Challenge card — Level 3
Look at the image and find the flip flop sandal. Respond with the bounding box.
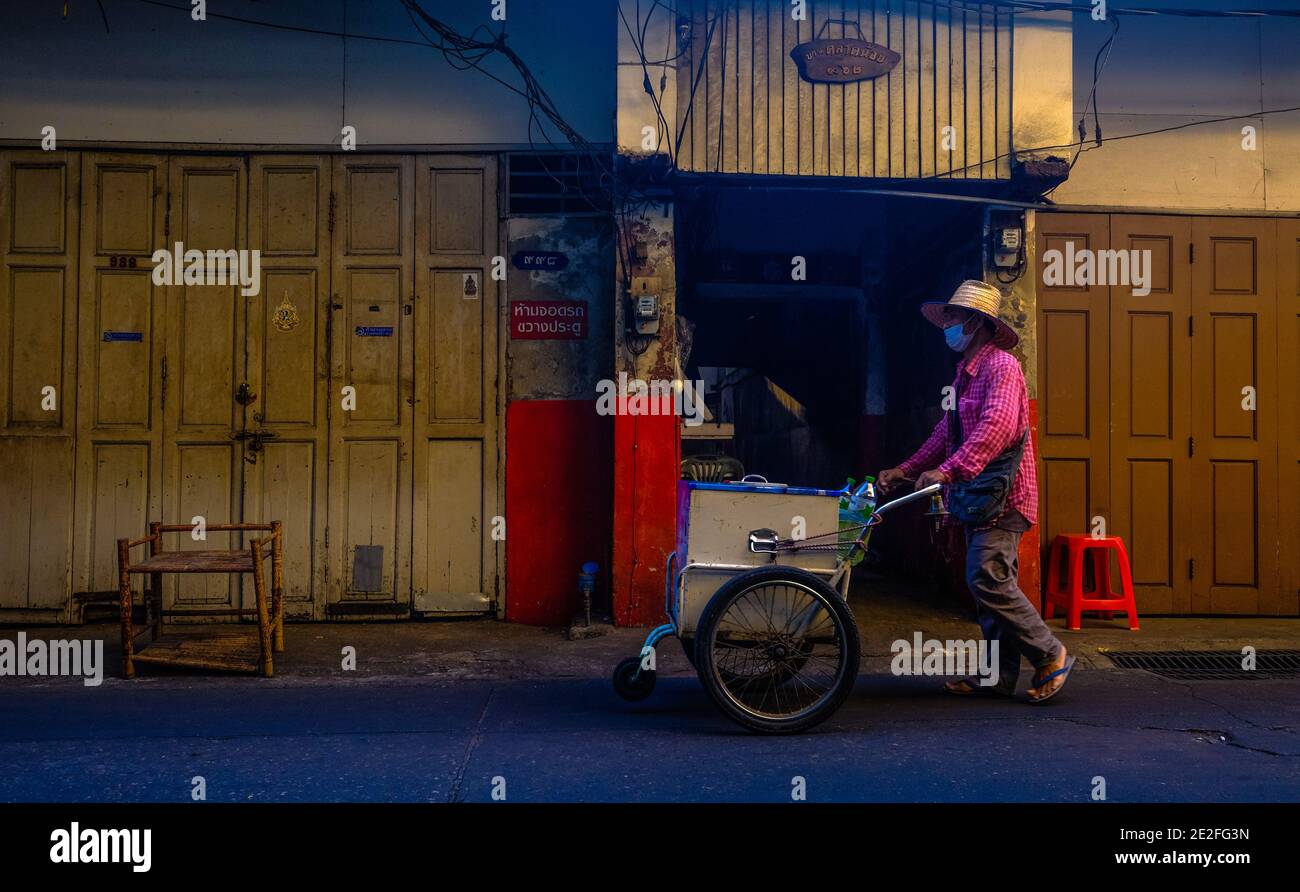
[944,677,1015,697]
[1029,656,1077,704]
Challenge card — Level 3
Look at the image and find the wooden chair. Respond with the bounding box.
[118,521,284,678]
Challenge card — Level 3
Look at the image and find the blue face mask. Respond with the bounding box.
[944,323,974,352]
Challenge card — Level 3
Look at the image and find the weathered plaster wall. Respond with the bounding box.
[506,217,615,400]
[998,213,1039,400]
[1012,11,1075,158]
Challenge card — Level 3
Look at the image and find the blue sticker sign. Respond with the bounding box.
[512,251,569,271]
[102,331,143,342]
[355,326,393,337]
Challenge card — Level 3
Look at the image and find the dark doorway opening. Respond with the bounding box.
[674,182,987,596]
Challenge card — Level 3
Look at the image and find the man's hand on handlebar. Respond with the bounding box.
[915,469,951,491]
[877,468,906,492]
[879,467,950,494]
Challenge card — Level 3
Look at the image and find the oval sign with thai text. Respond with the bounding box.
[790,38,900,83]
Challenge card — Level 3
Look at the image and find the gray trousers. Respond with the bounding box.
[964,525,1063,689]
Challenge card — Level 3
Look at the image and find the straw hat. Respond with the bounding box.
[920,279,1018,349]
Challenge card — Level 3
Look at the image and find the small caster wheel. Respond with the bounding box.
[612,657,656,701]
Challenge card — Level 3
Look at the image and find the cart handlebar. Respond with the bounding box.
[872,482,942,517]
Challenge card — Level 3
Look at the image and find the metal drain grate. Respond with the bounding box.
[1104,649,1300,681]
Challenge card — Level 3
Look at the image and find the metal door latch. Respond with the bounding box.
[230,428,278,463]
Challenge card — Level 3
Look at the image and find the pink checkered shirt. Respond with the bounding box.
[897,342,1037,527]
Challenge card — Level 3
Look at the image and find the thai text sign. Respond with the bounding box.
[512,251,570,271]
[790,38,899,83]
[511,300,587,340]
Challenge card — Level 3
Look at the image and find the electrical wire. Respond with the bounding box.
[120,1,614,202]
[1079,16,1120,160]
[914,0,1300,15]
[396,0,627,251]
[124,0,436,46]
[620,0,676,166]
[391,1,658,291]
[925,101,1300,183]
[398,1,604,154]
[1035,13,1120,200]
[64,0,113,33]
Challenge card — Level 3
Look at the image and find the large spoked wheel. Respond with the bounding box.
[684,634,809,682]
[695,566,860,734]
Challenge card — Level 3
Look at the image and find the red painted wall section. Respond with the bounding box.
[505,400,613,626]
[611,411,680,626]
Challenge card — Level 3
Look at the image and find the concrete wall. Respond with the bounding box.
[506,218,615,401]
[1013,11,1075,156]
[1052,3,1300,211]
[0,0,614,148]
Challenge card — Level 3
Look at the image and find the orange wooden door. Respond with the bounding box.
[1189,218,1280,614]
[1273,220,1300,615]
[1108,215,1193,614]
[1034,213,1111,587]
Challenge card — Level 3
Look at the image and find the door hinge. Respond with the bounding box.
[1188,242,1194,264]
[160,355,168,410]
[1189,315,1193,337]
[327,190,336,234]
[1189,557,1195,579]
[1188,436,1194,457]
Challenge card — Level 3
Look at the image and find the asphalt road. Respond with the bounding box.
[3,666,1299,803]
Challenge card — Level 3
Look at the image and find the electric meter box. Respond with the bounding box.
[674,479,842,636]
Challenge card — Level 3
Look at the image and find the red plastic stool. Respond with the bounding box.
[1043,534,1140,631]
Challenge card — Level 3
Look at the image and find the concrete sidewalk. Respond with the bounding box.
[5,573,1298,684]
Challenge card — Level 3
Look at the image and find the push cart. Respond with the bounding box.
[612,476,943,734]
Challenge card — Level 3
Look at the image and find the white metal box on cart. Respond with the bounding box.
[674,479,845,637]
